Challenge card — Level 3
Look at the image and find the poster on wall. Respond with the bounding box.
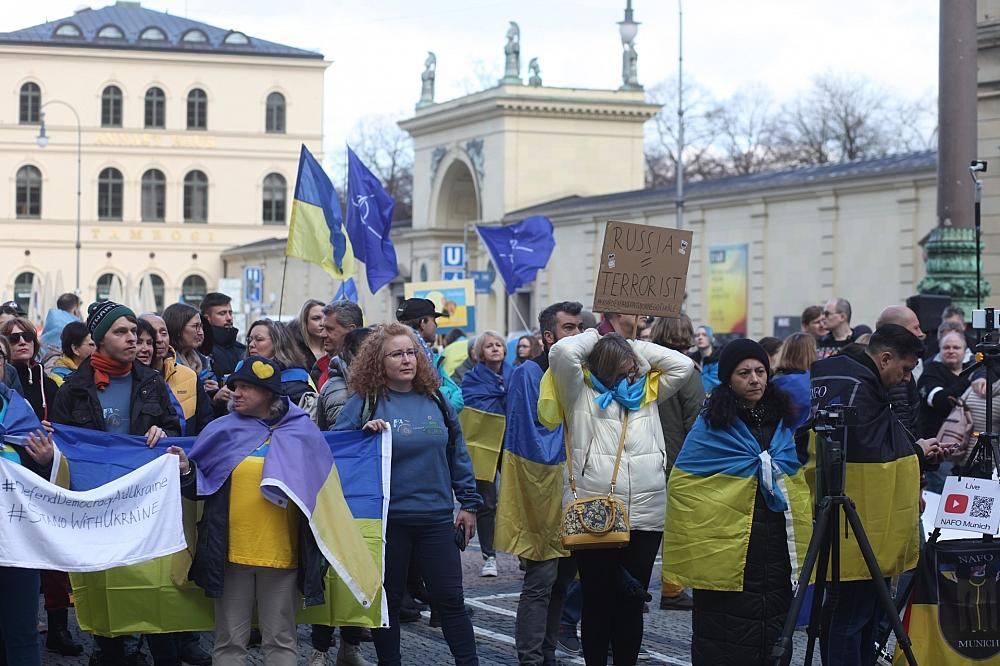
[706,244,748,336]
[404,279,476,333]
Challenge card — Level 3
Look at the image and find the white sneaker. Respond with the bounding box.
[481,555,498,577]
[336,641,374,666]
[309,648,329,666]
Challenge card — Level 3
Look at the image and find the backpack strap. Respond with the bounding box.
[429,389,457,456]
[361,393,379,425]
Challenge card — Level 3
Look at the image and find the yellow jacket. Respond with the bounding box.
[163,349,198,420]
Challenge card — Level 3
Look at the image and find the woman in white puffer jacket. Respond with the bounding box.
[548,328,693,665]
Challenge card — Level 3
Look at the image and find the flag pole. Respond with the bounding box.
[278,253,289,320]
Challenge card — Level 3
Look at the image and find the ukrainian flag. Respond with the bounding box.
[663,416,813,591]
[494,360,568,561]
[287,144,356,280]
[459,363,512,482]
[51,424,387,636]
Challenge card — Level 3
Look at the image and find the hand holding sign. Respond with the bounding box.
[592,221,693,319]
[24,429,54,466]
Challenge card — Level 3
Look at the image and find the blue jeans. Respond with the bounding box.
[822,579,886,666]
[0,567,41,666]
[374,521,478,666]
[561,581,582,627]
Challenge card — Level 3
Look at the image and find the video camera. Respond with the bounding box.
[813,405,857,432]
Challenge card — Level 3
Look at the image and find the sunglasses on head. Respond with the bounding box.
[7,331,34,344]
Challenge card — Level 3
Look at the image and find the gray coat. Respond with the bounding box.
[316,356,350,430]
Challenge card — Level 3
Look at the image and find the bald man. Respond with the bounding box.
[875,305,926,342]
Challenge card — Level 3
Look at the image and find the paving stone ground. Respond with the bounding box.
[40,544,820,665]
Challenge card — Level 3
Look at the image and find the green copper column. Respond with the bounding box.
[918,227,989,312]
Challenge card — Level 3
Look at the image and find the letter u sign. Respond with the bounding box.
[441,244,466,268]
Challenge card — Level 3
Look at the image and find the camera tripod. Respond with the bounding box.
[770,407,918,666]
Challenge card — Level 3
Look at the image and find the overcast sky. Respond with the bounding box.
[7,1,939,164]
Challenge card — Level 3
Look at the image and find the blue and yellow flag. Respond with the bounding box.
[495,359,568,561]
[287,144,356,280]
[51,424,388,636]
[459,362,512,482]
[663,416,812,592]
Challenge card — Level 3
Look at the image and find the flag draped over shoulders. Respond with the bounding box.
[191,401,381,608]
[495,359,568,561]
[459,362,512,481]
[51,415,388,636]
[663,415,812,592]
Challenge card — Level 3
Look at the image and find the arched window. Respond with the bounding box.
[97,25,124,39]
[186,88,207,130]
[181,275,207,307]
[139,26,166,41]
[183,170,208,222]
[13,272,35,315]
[265,92,285,133]
[19,82,40,124]
[181,29,208,43]
[95,273,115,302]
[262,173,287,224]
[97,167,123,220]
[223,31,250,45]
[54,23,82,37]
[15,165,42,218]
[144,87,165,128]
[141,169,166,222]
[101,85,123,127]
[139,274,165,311]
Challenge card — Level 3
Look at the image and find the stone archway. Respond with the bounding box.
[433,159,480,231]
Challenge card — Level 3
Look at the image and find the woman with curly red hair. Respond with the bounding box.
[335,323,482,666]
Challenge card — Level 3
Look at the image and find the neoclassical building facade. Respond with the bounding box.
[0,1,327,317]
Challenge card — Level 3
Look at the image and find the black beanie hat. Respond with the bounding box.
[717,338,771,386]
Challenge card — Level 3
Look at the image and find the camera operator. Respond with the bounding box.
[810,324,941,666]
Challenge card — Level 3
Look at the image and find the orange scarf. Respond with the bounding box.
[90,352,132,390]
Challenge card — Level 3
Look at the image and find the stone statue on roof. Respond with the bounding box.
[621,42,641,90]
[418,51,436,107]
[528,57,541,86]
[500,21,522,84]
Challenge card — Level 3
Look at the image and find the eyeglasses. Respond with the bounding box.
[7,331,34,344]
[384,349,418,361]
[185,321,204,331]
[822,311,840,318]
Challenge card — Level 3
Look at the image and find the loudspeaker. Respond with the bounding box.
[906,294,951,334]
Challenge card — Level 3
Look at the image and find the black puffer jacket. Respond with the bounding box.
[49,357,180,436]
[691,407,793,666]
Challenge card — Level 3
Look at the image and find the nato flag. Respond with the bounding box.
[333,277,359,304]
[476,216,556,294]
[345,148,398,294]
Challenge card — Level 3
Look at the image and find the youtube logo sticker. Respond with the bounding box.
[944,494,969,514]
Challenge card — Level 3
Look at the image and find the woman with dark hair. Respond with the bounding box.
[50,320,95,387]
[514,335,542,366]
[1,318,58,422]
[771,332,817,431]
[246,319,316,408]
[1,316,82,656]
[297,298,327,371]
[134,317,157,368]
[548,328,693,665]
[141,313,215,437]
[163,303,219,394]
[663,340,812,666]
[335,322,482,666]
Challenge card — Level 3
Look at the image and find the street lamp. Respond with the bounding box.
[618,0,639,45]
[35,101,82,295]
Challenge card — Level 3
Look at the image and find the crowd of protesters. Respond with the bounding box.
[0,287,986,666]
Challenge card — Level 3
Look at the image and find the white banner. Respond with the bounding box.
[934,475,1000,535]
[0,454,185,572]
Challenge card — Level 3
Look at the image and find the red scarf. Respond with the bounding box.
[90,352,132,390]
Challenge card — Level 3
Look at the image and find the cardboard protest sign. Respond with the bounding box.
[592,221,693,318]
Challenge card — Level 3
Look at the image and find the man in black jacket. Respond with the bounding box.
[50,301,195,666]
[200,292,245,379]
